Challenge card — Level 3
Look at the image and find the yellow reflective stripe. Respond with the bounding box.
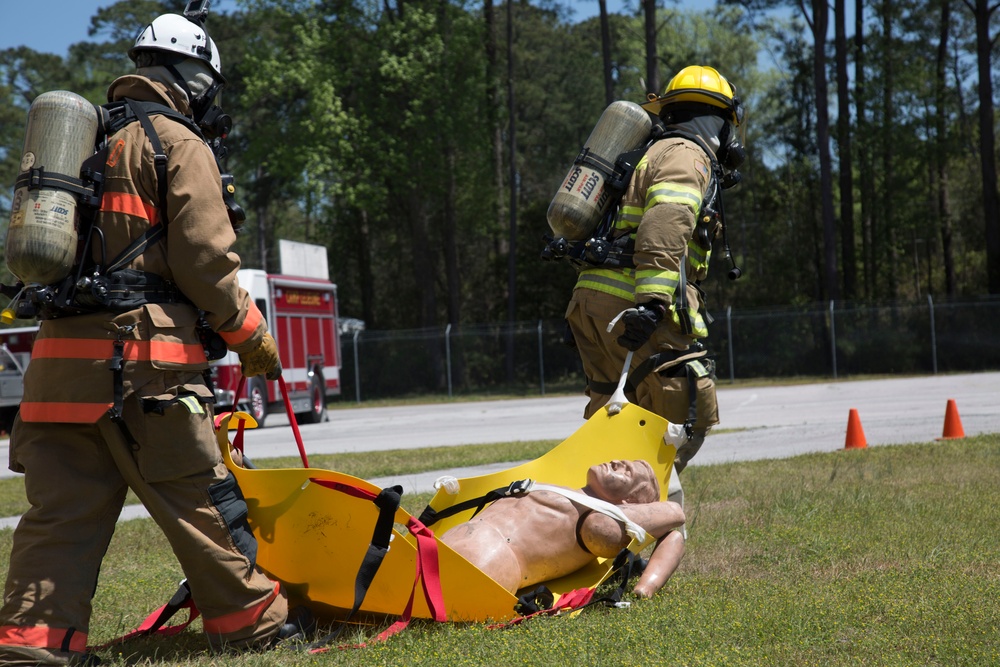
[614,205,643,230]
[645,181,702,213]
[576,268,635,300]
[179,395,204,414]
[688,241,711,271]
[635,268,680,295]
[669,305,708,337]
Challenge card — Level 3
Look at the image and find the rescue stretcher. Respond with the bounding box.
[216,375,676,624]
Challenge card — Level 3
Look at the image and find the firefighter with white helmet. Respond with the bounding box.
[564,65,747,477]
[128,11,226,127]
[0,6,308,665]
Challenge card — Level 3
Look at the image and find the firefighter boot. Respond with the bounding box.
[0,645,102,666]
[273,606,316,645]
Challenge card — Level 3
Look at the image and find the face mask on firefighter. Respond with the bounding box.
[717,122,745,171]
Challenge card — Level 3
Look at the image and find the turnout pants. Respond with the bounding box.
[565,287,720,466]
[0,391,287,662]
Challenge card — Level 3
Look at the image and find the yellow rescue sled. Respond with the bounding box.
[217,398,673,623]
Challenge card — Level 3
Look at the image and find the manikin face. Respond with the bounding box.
[586,459,657,504]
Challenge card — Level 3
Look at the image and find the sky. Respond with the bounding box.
[0,0,235,56]
[0,1,638,57]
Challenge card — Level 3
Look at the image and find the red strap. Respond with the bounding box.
[308,510,448,653]
[366,516,446,642]
[486,587,596,630]
[307,478,378,502]
[407,517,447,622]
[278,376,309,467]
[217,375,309,468]
[90,587,200,650]
[554,587,595,609]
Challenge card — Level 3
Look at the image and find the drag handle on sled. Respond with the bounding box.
[606,350,633,415]
[231,374,310,468]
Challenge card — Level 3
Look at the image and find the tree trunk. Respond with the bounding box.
[255,164,269,272]
[485,0,505,241]
[643,0,659,95]
[600,0,614,106]
[970,0,1000,293]
[882,1,897,299]
[855,0,874,300]
[505,0,518,382]
[358,209,376,328]
[835,0,855,299]
[937,0,956,297]
[408,196,438,329]
[804,0,839,300]
[438,0,461,329]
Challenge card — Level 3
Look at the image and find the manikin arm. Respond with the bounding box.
[578,500,685,557]
[578,500,686,597]
[633,530,685,598]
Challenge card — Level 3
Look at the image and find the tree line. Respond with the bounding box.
[1,0,998,335]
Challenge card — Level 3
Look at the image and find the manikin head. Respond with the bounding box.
[585,459,659,505]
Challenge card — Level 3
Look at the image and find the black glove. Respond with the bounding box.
[616,302,666,351]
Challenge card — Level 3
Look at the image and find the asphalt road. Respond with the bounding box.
[237,371,1000,467]
[0,372,997,483]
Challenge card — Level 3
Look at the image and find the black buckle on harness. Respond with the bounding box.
[108,325,139,447]
[514,586,554,615]
[416,478,533,528]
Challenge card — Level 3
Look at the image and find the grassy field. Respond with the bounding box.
[0,435,997,666]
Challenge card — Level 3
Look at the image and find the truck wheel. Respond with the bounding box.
[296,374,327,425]
[247,377,268,427]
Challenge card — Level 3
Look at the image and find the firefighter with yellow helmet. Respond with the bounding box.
[564,65,746,476]
[0,6,311,665]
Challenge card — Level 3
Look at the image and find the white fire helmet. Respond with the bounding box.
[129,13,225,85]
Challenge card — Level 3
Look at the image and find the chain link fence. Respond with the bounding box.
[334,296,1000,403]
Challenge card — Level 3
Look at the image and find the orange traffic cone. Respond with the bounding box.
[937,399,966,440]
[844,408,868,450]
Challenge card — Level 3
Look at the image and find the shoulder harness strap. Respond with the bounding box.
[100,100,205,274]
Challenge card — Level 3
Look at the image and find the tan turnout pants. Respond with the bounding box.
[0,390,287,661]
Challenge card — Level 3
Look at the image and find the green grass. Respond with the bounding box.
[0,436,998,665]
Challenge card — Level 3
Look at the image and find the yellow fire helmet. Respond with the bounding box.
[642,65,744,126]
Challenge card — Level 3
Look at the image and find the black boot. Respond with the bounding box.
[275,605,316,644]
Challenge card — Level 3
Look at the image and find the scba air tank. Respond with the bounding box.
[6,90,98,285]
[546,100,652,241]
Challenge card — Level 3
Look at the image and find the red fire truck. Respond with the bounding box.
[211,268,342,426]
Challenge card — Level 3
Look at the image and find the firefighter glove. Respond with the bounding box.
[617,302,666,351]
[240,332,282,380]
